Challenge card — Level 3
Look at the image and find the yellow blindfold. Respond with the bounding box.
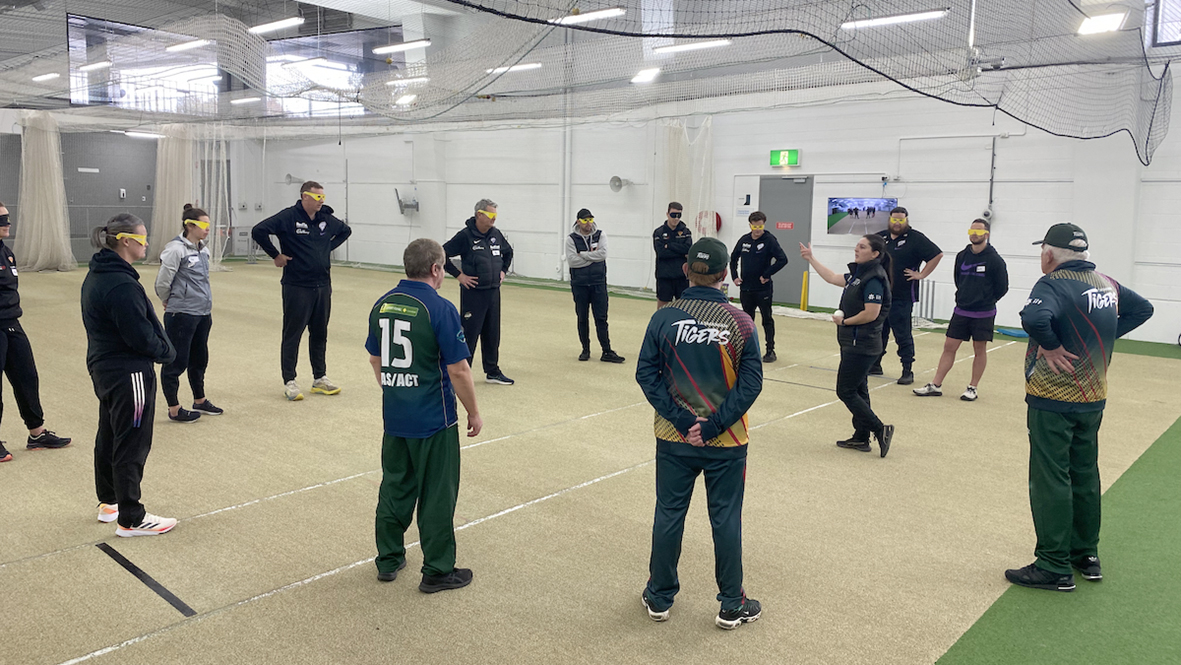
[116,233,148,246]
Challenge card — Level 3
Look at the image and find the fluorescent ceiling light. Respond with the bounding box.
[230,96,262,105]
[631,67,660,84]
[486,63,542,74]
[249,17,305,35]
[190,75,222,85]
[549,7,626,25]
[1078,12,1126,35]
[283,57,326,68]
[267,54,307,63]
[112,130,164,139]
[79,60,113,72]
[372,39,431,55]
[395,94,417,105]
[32,72,60,82]
[165,39,210,53]
[840,9,949,30]
[652,39,732,55]
[387,77,430,86]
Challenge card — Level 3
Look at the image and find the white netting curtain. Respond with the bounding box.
[16,111,75,272]
[193,125,232,272]
[147,124,193,263]
[662,117,717,240]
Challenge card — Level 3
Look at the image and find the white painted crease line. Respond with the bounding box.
[462,401,646,449]
[53,459,654,665]
[187,470,379,520]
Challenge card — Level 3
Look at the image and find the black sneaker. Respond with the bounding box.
[419,567,473,593]
[0,441,11,463]
[26,430,72,450]
[641,589,670,622]
[485,373,515,385]
[168,408,202,423]
[868,362,884,376]
[716,596,762,630]
[377,559,408,582]
[1073,556,1102,581]
[601,351,626,364]
[836,438,871,452]
[897,370,915,386]
[578,349,591,362]
[762,350,777,363]
[191,400,224,416]
[1005,563,1075,591]
[876,424,894,458]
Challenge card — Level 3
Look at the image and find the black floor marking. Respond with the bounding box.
[96,543,197,617]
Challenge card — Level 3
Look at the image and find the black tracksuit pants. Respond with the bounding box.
[739,289,775,352]
[460,287,501,376]
[281,284,331,383]
[836,348,884,440]
[572,284,611,353]
[880,297,915,369]
[91,366,156,528]
[161,313,212,407]
[0,320,45,431]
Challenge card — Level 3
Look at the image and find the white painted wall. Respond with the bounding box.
[241,86,1181,344]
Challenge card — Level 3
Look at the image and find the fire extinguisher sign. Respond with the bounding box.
[776,222,794,230]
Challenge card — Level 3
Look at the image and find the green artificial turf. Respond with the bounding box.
[937,415,1181,665]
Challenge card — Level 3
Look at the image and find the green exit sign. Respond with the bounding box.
[770,149,800,167]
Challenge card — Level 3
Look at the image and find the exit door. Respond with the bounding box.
[758,176,813,306]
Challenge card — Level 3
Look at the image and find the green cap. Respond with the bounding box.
[1033,223,1088,251]
[687,237,728,274]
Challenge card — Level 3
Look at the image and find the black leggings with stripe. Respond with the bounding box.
[91,366,156,528]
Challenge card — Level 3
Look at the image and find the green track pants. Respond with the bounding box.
[375,426,460,577]
[1027,407,1104,575]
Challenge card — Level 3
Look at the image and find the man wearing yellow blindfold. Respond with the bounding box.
[252,181,353,401]
[912,218,1009,402]
[564,208,625,363]
[728,211,788,363]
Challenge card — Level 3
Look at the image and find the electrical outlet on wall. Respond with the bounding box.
[119,188,126,200]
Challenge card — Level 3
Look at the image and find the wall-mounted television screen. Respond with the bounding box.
[827,197,899,235]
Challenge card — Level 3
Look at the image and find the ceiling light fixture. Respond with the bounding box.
[79,60,113,72]
[1078,12,1127,35]
[630,67,661,84]
[372,39,431,55]
[395,94,417,105]
[486,63,542,74]
[549,7,626,25]
[111,130,164,139]
[32,73,60,82]
[230,96,263,105]
[166,39,210,53]
[840,8,949,30]
[249,17,305,35]
[387,77,430,86]
[283,57,326,69]
[652,39,732,55]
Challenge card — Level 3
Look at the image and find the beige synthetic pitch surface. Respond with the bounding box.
[1,263,1177,665]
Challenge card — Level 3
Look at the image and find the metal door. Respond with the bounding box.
[757,176,813,306]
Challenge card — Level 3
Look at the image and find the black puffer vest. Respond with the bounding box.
[569,230,606,286]
[837,258,892,355]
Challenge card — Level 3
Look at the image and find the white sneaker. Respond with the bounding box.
[311,376,341,395]
[913,383,943,397]
[97,503,119,523]
[961,386,978,401]
[285,380,304,401]
[116,513,177,537]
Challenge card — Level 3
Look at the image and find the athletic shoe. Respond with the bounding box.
[486,373,515,385]
[419,567,473,593]
[191,400,224,415]
[716,596,762,630]
[913,383,942,397]
[116,513,178,537]
[285,380,304,401]
[0,441,10,463]
[877,424,894,458]
[168,408,201,423]
[836,438,871,452]
[97,503,119,523]
[897,370,915,386]
[601,351,626,364]
[27,430,72,449]
[868,362,884,376]
[1073,556,1102,581]
[763,350,777,363]
[641,589,670,622]
[311,376,341,395]
[578,349,591,362]
[960,386,978,402]
[1004,563,1075,592]
[377,560,408,582]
